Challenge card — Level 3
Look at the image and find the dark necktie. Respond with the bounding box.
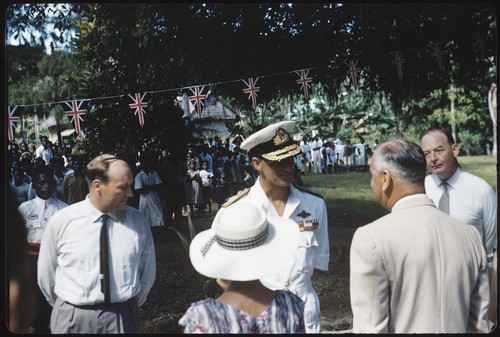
[438,181,450,214]
[100,214,111,304]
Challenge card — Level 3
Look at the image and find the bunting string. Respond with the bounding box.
[7,31,492,137]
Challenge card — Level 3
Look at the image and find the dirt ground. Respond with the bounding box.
[139,212,356,334]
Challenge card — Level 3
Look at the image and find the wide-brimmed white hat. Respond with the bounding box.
[189,203,299,281]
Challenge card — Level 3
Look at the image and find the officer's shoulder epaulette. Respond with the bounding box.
[294,184,324,199]
[221,188,250,208]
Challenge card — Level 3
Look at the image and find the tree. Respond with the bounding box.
[7,46,77,143]
[6,3,496,153]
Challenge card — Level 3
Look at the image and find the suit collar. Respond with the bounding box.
[392,194,436,212]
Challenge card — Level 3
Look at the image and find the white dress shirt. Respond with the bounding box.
[425,168,497,268]
[18,196,68,243]
[35,145,53,165]
[37,196,156,307]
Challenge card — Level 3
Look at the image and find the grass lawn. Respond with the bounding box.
[302,155,497,228]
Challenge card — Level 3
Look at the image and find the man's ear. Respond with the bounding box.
[92,179,103,192]
[251,157,262,171]
[451,143,460,158]
[381,170,393,194]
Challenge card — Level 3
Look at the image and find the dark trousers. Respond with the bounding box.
[28,254,52,333]
[164,183,185,227]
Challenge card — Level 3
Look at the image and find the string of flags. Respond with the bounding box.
[7,33,491,143]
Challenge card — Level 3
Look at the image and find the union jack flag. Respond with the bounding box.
[8,105,23,143]
[128,92,150,128]
[295,69,313,99]
[472,33,485,59]
[429,42,445,71]
[188,86,208,117]
[62,100,89,135]
[391,51,405,84]
[242,77,260,110]
[345,60,361,91]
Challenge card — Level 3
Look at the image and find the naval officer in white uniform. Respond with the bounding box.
[216,121,330,333]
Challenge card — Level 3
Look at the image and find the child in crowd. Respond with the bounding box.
[198,160,214,214]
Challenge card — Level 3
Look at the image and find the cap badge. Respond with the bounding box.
[273,129,290,146]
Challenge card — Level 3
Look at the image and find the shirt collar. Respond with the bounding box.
[83,196,120,223]
[430,167,461,190]
[444,167,461,189]
[34,196,54,207]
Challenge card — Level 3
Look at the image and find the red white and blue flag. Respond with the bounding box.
[242,77,260,110]
[62,100,89,135]
[295,69,313,99]
[391,51,405,84]
[8,105,23,143]
[128,92,150,128]
[188,86,208,117]
[346,60,361,91]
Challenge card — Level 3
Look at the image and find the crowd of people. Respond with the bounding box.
[6,124,496,334]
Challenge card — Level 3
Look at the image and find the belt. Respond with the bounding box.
[27,242,41,256]
[69,297,137,310]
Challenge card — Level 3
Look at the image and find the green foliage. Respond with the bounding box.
[457,130,483,156]
[167,214,219,299]
[6,4,496,151]
[167,214,197,255]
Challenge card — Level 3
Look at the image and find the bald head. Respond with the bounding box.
[86,154,134,212]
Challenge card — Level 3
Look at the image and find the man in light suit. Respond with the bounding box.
[349,139,491,333]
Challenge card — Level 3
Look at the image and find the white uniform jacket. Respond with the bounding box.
[219,176,330,333]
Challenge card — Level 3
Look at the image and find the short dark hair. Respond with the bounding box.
[32,163,55,184]
[420,128,455,144]
[374,139,426,185]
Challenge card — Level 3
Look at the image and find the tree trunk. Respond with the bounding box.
[488,83,497,157]
[450,90,456,143]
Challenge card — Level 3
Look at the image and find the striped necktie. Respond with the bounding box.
[438,181,450,214]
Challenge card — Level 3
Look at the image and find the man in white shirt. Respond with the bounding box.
[37,154,156,333]
[18,164,68,332]
[420,129,497,326]
[300,136,312,173]
[310,135,323,173]
[35,135,53,165]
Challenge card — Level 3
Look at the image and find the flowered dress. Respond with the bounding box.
[178,290,305,333]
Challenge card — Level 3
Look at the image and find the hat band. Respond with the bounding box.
[200,226,269,257]
[261,144,301,161]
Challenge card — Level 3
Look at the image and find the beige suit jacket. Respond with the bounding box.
[350,195,491,333]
